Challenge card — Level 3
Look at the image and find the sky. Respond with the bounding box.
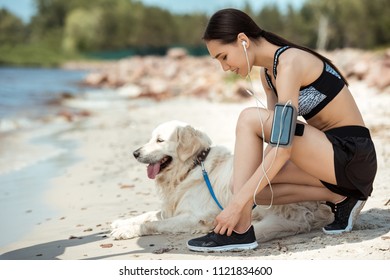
[0,0,305,23]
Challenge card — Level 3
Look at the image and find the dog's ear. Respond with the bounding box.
[176,125,211,162]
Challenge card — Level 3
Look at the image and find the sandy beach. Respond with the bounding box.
[0,75,389,261]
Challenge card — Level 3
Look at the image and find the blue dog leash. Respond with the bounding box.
[193,148,224,210]
[200,161,224,210]
[196,148,256,211]
[200,162,256,211]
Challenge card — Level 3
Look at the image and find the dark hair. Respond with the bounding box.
[203,8,348,85]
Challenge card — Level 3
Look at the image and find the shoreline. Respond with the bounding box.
[0,122,81,247]
[0,81,389,260]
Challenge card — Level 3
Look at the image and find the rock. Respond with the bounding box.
[366,49,390,90]
[117,84,143,98]
[352,61,370,80]
[167,47,187,59]
[84,72,108,87]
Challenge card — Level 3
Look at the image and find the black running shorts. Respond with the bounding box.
[320,126,377,200]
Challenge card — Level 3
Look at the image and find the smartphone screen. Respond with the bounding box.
[269,103,296,147]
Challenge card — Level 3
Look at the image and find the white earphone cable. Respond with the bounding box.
[242,42,274,209]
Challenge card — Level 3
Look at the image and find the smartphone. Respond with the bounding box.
[269,103,297,147]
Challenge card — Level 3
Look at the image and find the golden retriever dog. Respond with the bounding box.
[111,120,333,243]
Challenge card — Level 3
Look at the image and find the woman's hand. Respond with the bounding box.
[213,198,245,236]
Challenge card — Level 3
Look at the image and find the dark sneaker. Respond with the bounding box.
[187,225,258,252]
[322,197,366,235]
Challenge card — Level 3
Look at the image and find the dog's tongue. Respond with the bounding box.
[147,163,161,179]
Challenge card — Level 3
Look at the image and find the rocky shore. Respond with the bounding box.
[63,48,390,103]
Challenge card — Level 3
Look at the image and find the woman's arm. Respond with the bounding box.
[274,50,303,107]
[259,67,277,110]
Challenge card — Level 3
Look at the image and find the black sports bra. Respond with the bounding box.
[264,46,345,120]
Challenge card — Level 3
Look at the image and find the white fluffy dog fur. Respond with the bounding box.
[111,120,333,243]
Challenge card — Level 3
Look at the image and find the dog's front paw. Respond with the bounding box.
[111,224,141,240]
[111,219,132,229]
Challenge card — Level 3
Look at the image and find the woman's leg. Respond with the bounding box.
[232,107,343,232]
[255,161,344,205]
[231,107,267,232]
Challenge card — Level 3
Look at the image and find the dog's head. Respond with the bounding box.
[133,120,212,180]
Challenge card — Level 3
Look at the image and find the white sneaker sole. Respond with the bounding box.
[187,241,258,252]
[322,200,366,235]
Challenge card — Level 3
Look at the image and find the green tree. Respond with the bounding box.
[174,13,208,46]
[62,8,104,53]
[0,9,26,45]
[132,6,176,47]
[365,0,390,48]
[255,4,285,33]
[306,0,390,49]
[284,5,318,48]
[29,0,69,44]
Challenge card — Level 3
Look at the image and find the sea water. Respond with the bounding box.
[0,67,90,119]
[0,67,89,248]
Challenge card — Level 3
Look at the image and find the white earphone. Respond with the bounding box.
[242,41,247,48]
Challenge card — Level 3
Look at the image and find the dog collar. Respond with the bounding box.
[193,147,211,168]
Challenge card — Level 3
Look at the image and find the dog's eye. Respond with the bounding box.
[156,138,164,143]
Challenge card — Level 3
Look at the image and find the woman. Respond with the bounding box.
[187,8,377,252]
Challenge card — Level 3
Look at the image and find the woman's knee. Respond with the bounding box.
[237,108,256,125]
[236,108,262,129]
[236,107,269,136]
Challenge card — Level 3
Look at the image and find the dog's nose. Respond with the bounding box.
[133,149,140,159]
